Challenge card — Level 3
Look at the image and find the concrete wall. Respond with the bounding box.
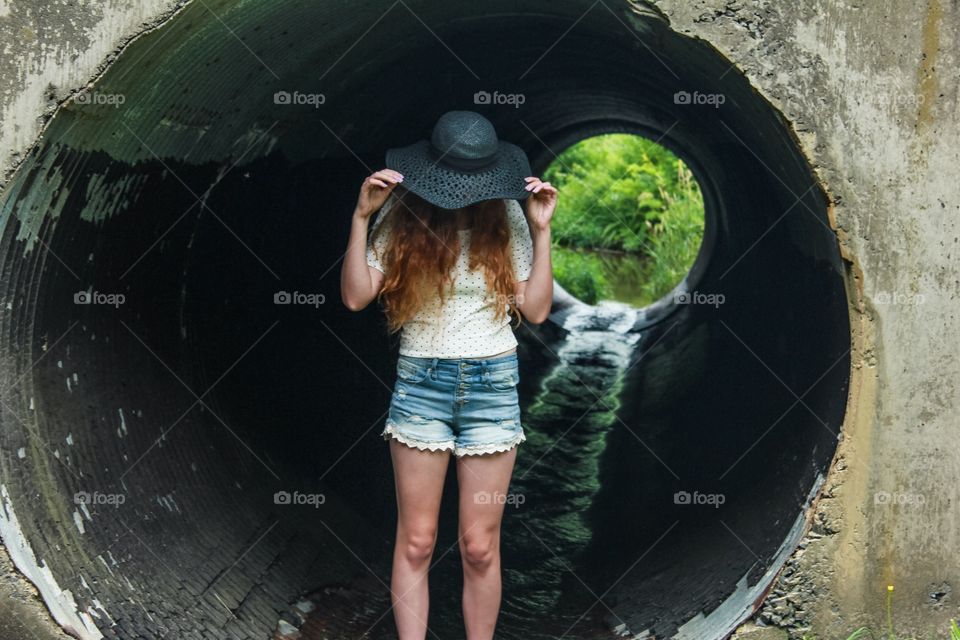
[0,0,187,188]
[1,0,958,638]
[650,0,960,635]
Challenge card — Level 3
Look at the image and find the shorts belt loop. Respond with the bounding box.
[430,357,439,380]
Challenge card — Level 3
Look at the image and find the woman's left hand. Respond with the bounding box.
[523,177,557,234]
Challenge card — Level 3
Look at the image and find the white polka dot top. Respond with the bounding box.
[366,193,535,358]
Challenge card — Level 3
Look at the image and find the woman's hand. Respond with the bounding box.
[354,169,404,219]
[523,177,558,234]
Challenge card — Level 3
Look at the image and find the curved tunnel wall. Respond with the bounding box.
[0,2,851,639]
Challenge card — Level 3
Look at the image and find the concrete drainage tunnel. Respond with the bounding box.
[0,3,852,640]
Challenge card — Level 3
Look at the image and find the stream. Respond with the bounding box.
[282,299,645,640]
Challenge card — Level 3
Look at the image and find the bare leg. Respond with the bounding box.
[456,447,518,640]
[388,439,451,639]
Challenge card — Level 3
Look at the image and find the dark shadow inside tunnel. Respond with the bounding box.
[0,2,850,640]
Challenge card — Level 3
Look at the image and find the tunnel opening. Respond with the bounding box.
[541,131,708,309]
[0,2,851,640]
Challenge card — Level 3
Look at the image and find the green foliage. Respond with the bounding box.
[551,247,612,305]
[543,133,705,305]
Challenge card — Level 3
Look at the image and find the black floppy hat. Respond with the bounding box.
[385,110,532,210]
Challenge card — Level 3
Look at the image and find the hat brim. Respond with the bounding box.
[385,139,532,210]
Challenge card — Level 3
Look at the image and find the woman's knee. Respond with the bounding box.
[398,526,438,565]
[460,532,498,569]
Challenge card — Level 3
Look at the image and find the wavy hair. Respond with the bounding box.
[370,186,523,335]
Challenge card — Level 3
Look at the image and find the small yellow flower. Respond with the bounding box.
[887,584,894,592]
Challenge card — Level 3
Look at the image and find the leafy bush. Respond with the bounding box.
[543,133,705,305]
[551,247,612,305]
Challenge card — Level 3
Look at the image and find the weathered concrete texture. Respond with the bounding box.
[0,0,955,639]
[0,0,190,189]
[0,0,856,635]
[652,0,960,637]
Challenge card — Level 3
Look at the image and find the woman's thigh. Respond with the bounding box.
[455,448,518,539]
[390,439,451,534]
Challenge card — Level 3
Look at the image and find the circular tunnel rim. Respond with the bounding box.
[529,117,719,328]
[0,3,852,640]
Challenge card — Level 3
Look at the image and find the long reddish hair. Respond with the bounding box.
[370,186,523,334]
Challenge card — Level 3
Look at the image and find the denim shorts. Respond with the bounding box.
[381,352,526,456]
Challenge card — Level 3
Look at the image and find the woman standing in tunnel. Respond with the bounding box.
[341,110,556,639]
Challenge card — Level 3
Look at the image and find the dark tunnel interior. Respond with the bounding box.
[0,2,851,639]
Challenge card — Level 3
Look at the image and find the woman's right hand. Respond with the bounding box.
[354,169,404,220]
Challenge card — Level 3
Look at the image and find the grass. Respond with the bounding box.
[542,133,705,306]
[801,622,960,640]
[550,247,612,306]
[797,585,960,640]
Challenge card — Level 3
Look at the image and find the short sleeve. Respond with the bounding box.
[507,199,534,281]
[366,194,397,274]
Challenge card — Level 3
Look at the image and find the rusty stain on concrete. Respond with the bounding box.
[916,0,942,135]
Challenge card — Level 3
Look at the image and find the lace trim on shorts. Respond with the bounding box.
[381,423,526,456]
[381,423,455,453]
[454,429,526,457]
